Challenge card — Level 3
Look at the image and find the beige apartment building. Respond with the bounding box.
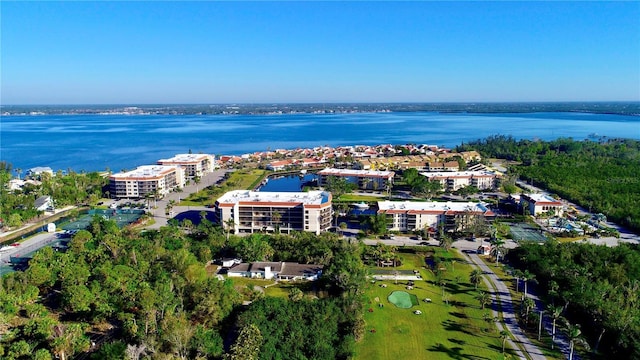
[215,190,333,235]
[157,153,215,177]
[420,170,501,191]
[109,165,185,199]
[377,200,495,232]
[318,168,395,190]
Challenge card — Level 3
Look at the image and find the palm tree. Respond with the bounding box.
[521,297,535,324]
[470,269,483,290]
[438,227,453,251]
[564,321,590,360]
[521,270,536,299]
[224,218,236,241]
[271,210,282,233]
[546,305,563,350]
[385,179,393,200]
[477,291,492,310]
[500,330,510,354]
[16,168,22,180]
[490,238,505,265]
[442,291,451,306]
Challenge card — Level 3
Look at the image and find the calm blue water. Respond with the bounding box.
[258,174,317,192]
[1,112,638,173]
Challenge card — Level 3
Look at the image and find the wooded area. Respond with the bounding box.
[457,136,640,232]
[507,241,640,358]
[0,216,366,359]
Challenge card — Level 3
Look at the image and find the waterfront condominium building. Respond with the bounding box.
[109,165,185,199]
[519,193,564,217]
[420,170,501,192]
[157,153,215,177]
[215,190,333,235]
[377,200,495,232]
[317,168,395,190]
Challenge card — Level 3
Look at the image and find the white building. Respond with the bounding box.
[215,190,332,235]
[420,170,501,191]
[377,200,495,232]
[318,168,395,190]
[34,196,54,212]
[109,165,185,199]
[157,153,215,177]
[520,194,564,217]
[226,262,323,281]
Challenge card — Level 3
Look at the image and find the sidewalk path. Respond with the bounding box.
[461,251,547,360]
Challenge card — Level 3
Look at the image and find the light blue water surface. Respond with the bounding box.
[1,112,638,172]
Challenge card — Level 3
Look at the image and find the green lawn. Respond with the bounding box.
[355,250,517,360]
[180,169,267,206]
[336,194,383,202]
[226,276,318,300]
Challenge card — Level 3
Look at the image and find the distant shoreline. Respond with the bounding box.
[2,101,639,116]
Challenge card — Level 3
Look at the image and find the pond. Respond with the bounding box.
[257,173,317,192]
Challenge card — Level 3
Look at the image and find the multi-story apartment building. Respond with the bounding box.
[420,170,501,191]
[109,165,185,199]
[377,200,495,232]
[157,153,215,177]
[215,190,333,235]
[317,168,395,190]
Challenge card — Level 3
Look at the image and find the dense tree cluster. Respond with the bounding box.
[457,136,640,232]
[402,168,442,199]
[507,241,640,358]
[0,215,365,359]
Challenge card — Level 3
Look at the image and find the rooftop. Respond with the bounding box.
[111,165,180,179]
[217,190,331,205]
[420,170,499,178]
[523,193,562,204]
[377,200,492,214]
[158,153,211,163]
[318,168,395,177]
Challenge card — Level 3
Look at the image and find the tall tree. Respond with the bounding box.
[477,291,492,310]
[546,305,563,350]
[225,323,263,360]
[470,269,483,290]
[564,322,590,360]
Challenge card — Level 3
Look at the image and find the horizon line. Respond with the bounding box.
[3,100,640,107]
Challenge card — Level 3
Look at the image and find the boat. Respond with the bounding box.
[354,202,369,210]
[300,169,307,175]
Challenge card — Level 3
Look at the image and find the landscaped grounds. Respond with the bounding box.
[355,248,517,360]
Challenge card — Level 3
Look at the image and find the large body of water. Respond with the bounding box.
[2,112,639,173]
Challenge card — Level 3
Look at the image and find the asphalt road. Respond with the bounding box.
[465,251,548,360]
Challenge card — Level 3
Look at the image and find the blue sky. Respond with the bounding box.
[2,1,639,104]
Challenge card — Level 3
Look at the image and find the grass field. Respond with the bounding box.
[355,249,517,360]
[181,169,267,206]
[336,194,383,202]
[226,276,321,300]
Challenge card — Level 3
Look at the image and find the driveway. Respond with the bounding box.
[145,169,229,229]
